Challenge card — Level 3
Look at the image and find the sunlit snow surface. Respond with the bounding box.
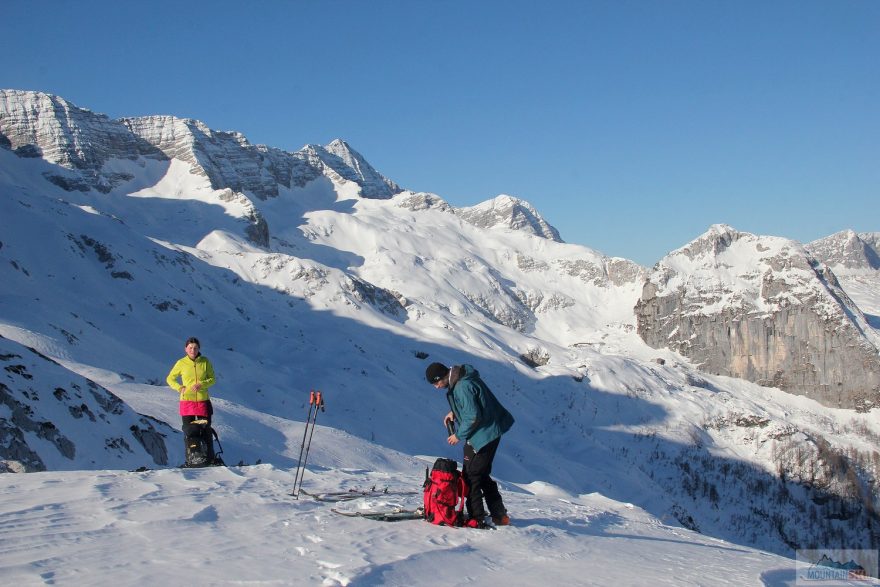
[0,460,800,586]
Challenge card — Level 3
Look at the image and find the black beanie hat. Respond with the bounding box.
[425,362,449,383]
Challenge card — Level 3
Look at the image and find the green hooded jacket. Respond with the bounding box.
[446,364,514,452]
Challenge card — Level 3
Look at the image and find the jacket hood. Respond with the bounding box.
[448,364,478,389]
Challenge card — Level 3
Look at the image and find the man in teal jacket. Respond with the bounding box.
[426,362,515,528]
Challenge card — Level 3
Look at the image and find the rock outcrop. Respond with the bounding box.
[121,115,307,201]
[0,90,404,249]
[0,335,174,471]
[807,230,880,271]
[315,139,401,199]
[635,225,880,410]
[0,89,166,193]
[457,195,563,242]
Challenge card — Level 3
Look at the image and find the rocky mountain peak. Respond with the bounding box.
[636,225,880,410]
[807,230,880,271]
[457,194,563,242]
[668,224,745,261]
[303,139,401,199]
[324,138,358,162]
[121,114,305,202]
[392,191,452,213]
[0,89,164,192]
[0,90,400,204]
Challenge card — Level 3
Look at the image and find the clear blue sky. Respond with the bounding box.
[2,1,877,266]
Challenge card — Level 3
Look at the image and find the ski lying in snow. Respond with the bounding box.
[331,507,425,522]
[299,488,419,502]
[130,459,262,473]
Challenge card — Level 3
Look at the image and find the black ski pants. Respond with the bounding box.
[462,437,505,521]
[181,414,211,427]
[182,413,215,462]
[180,400,213,428]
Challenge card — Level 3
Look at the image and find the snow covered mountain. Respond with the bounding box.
[807,230,880,272]
[807,230,880,334]
[2,89,880,575]
[635,224,880,410]
[457,194,563,242]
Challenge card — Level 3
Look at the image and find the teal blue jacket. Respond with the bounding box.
[446,364,514,452]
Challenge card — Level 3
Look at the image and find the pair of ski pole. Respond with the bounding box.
[292,390,324,498]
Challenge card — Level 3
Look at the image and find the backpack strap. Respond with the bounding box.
[212,429,225,466]
[211,427,223,457]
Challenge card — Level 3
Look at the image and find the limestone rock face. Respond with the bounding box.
[392,191,452,212]
[0,90,404,249]
[806,231,880,329]
[457,195,563,242]
[635,225,880,410]
[0,89,165,193]
[122,115,307,201]
[0,90,163,168]
[318,139,401,199]
[807,230,880,271]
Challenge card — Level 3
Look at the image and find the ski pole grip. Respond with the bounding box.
[310,390,316,405]
[317,391,325,411]
[445,419,455,436]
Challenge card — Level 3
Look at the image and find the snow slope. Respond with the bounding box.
[0,450,802,586]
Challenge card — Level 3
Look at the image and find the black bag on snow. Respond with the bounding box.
[182,419,224,467]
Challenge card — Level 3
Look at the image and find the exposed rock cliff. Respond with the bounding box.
[318,139,401,199]
[635,225,880,410]
[0,89,165,193]
[121,115,310,201]
[807,230,880,271]
[457,195,563,242]
[0,90,404,248]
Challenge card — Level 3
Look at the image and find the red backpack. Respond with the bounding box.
[423,458,468,526]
